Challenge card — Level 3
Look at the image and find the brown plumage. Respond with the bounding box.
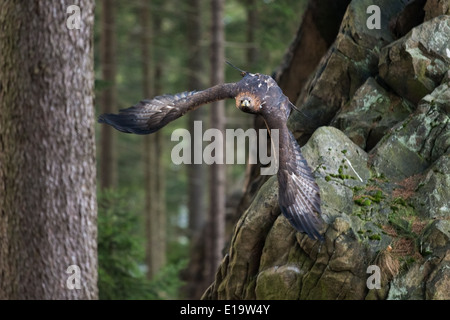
[98,71,324,241]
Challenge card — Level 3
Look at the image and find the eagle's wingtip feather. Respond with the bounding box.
[280,206,324,241]
[97,113,151,135]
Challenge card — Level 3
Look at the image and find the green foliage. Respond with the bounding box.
[327,164,357,181]
[355,197,372,206]
[368,234,381,241]
[98,189,154,299]
[354,190,384,207]
[98,189,186,299]
[148,259,188,299]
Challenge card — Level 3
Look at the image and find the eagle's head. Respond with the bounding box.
[234,72,291,121]
[235,91,263,115]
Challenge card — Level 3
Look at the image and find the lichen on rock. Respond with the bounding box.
[331,77,414,150]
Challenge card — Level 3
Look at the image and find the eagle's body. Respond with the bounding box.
[99,71,324,241]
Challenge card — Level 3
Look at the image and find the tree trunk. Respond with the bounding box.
[240,0,260,205]
[182,0,208,299]
[206,0,226,284]
[153,12,166,272]
[154,64,166,276]
[99,0,117,189]
[142,1,166,279]
[187,0,206,244]
[0,0,97,299]
[245,0,258,70]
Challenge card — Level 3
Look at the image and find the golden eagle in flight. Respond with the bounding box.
[98,68,324,241]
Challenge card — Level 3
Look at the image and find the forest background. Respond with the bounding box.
[95,0,307,299]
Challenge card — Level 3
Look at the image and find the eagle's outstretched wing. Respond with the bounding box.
[98,83,237,134]
[277,130,323,241]
[98,72,325,241]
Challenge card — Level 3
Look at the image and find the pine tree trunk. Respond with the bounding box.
[0,0,97,299]
[245,0,258,69]
[206,0,226,284]
[182,0,208,299]
[187,0,206,243]
[153,15,166,271]
[155,123,166,273]
[241,0,260,194]
[142,2,166,279]
[141,0,156,279]
[100,0,117,189]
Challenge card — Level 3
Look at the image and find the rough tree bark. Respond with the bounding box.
[99,0,117,189]
[0,0,97,299]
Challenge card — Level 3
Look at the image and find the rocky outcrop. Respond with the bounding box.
[203,0,450,300]
[330,77,414,150]
[424,0,450,21]
[288,0,409,143]
[379,15,450,104]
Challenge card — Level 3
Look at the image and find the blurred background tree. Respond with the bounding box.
[95,0,308,299]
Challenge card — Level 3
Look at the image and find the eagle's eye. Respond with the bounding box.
[240,99,251,107]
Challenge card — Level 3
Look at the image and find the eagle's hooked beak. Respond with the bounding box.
[240,99,251,108]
